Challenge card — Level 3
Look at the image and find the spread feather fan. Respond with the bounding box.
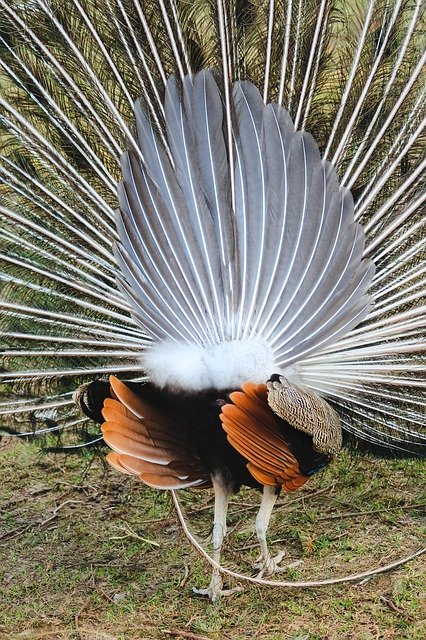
[0,0,424,600]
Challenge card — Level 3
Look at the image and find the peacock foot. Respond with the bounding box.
[253,549,286,578]
[192,572,243,601]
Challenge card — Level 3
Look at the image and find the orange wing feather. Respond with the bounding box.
[220,382,310,492]
[101,376,211,490]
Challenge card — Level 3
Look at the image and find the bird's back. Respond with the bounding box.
[84,376,335,494]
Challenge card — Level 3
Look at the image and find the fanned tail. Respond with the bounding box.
[117,70,375,396]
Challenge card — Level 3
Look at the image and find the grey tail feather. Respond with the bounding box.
[116,70,374,362]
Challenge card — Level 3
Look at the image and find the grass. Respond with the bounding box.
[0,438,424,640]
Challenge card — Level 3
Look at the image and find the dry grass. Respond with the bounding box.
[0,438,425,640]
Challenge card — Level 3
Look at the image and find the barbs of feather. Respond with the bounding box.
[117,70,375,396]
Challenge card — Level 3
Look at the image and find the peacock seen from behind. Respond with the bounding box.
[0,0,424,600]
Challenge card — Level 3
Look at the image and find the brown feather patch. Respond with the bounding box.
[221,382,310,492]
[105,452,134,475]
[267,377,342,455]
[101,376,211,490]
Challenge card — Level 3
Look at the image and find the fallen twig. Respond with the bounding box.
[380,595,415,621]
[128,513,177,525]
[180,563,190,587]
[0,499,84,543]
[164,630,212,640]
[276,484,337,507]
[110,523,160,546]
[39,499,84,527]
[235,537,288,552]
[0,522,34,543]
[1,486,52,511]
[185,486,336,516]
[61,561,146,570]
[316,503,425,522]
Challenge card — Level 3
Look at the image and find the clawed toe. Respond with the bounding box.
[254,549,287,577]
[192,582,243,601]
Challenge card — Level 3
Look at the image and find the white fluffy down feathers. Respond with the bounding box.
[140,338,278,391]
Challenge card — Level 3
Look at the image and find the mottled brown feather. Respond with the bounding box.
[267,377,342,455]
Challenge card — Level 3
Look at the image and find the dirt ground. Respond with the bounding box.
[0,438,424,640]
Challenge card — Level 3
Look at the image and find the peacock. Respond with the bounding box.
[0,0,424,601]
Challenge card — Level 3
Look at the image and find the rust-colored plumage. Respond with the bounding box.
[220,382,310,491]
[101,376,212,490]
[101,376,331,496]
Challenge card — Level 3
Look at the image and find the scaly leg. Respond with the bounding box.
[193,475,242,601]
[253,485,286,577]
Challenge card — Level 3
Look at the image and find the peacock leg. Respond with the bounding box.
[193,475,242,601]
[253,485,286,577]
